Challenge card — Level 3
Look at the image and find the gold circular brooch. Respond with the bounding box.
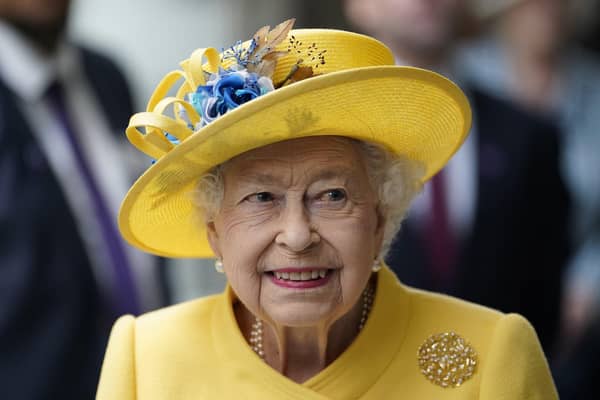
[417,331,478,388]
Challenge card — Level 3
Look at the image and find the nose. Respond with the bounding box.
[275,201,320,252]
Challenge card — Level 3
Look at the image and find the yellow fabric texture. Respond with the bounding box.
[118,29,472,258]
[97,267,558,399]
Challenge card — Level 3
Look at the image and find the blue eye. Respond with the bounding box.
[321,189,346,202]
[246,192,274,203]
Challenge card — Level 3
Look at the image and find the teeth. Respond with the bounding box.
[273,269,329,281]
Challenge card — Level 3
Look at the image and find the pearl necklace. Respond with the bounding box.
[249,282,375,360]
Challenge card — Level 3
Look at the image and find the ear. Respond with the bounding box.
[206,221,223,260]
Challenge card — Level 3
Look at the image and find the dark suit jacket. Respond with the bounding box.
[555,317,600,399]
[386,89,570,357]
[0,46,134,400]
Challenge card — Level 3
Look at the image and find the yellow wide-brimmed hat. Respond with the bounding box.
[119,20,471,258]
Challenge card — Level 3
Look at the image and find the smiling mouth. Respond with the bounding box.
[269,269,330,281]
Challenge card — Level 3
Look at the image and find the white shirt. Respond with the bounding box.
[0,22,162,311]
[395,57,478,239]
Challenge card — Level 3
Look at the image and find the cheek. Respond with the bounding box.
[318,207,380,259]
[216,210,276,263]
[318,208,379,300]
[215,214,278,311]
[223,261,262,310]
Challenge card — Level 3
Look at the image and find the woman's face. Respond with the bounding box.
[207,136,384,328]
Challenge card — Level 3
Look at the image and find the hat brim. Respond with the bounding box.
[119,65,471,258]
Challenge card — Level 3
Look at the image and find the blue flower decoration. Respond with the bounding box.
[189,69,274,127]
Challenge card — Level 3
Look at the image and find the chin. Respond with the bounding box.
[265,302,339,328]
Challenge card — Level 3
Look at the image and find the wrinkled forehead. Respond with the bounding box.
[221,136,369,185]
[225,136,365,169]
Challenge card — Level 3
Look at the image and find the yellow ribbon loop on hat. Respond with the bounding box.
[126,47,223,159]
[153,96,200,135]
[146,71,182,111]
[181,47,220,88]
[126,114,175,160]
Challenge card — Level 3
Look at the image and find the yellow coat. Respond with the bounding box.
[97,267,558,399]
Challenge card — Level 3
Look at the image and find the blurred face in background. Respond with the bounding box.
[0,0,70,26]
[499,0,568,56]
[0,0,71,48]
[344,0,465,57]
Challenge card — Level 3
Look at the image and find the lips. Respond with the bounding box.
[273,269,328,281]
[267,268,332,289]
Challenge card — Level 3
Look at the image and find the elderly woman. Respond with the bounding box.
[97,20,558,399]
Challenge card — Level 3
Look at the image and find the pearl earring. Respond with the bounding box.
[214,259,224,273]
[372,259,382,272]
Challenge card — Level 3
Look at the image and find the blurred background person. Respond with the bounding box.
[460,0,600,347]
[66,1,304,304]
[553,316,600,398]
[0,0,163,398]
[457,1,600,397]
[343,0,570,358]
[581,2,600,55]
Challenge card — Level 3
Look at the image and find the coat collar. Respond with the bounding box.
[212,266,410,399]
